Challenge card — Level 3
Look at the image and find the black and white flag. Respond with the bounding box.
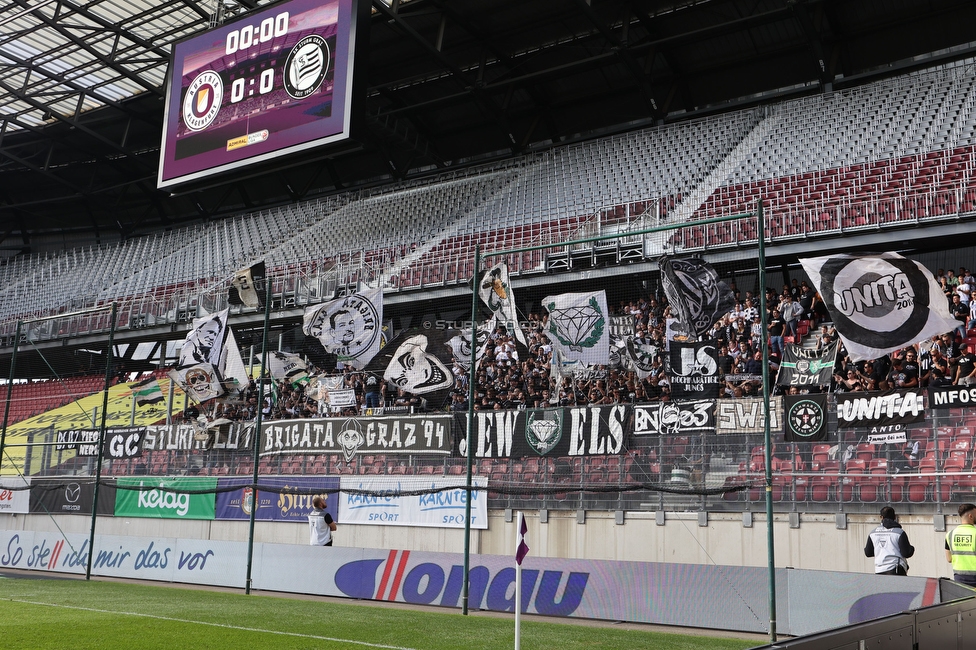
[365,327,458,409]
[667,342,722,400]
[479,262,526,346]
[178,309,229,369]
[660,257,736,338]
[446,318,493,371]
[784,393,828,442]
[776,341,838,387]
[168,363,224,403]
[543,291,610,365]
[799,252,957,362]
[267,351,309,388]
[303,288,383,369]
[227,261,266,308]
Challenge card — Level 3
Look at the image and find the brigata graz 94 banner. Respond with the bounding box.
[466,405,628,459]
[261,415,453,459]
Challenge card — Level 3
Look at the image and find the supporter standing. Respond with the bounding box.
[954,344,976,386]
[768,309,786,356]
[946,503,976,586]
[308,495,337,546]
[865,506,914,575]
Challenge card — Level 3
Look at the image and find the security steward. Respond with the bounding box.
[946,503,976,586]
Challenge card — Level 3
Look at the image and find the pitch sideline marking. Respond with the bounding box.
[5,597,418,650]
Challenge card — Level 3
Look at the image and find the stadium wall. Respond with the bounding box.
[0,509,958,582]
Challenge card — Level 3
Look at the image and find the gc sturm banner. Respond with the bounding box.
[115,477,216,520]
[215,476,339,522]
[338,476,488,529]
[467,405,628,459]
[261,415,453,460]
[143,424,253,452]
[632,401,714,436]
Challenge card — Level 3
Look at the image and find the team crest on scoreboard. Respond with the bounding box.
[284,34,331,100]
[182,70,223,131]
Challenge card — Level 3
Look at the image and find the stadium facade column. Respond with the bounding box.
[462,244,480,616]
[86,302,117,580]
[757,200,777,643]
[246,277,273,595]
[0,321,22,480]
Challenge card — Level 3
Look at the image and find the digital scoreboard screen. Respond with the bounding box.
[158,0,362,189]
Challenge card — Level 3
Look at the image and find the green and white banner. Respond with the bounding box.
[115,477,217,520]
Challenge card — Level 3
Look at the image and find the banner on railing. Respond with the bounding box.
[338,476,488,529]
[836,389,925,431]
[928,385,976,410]
[142,424,253,452]
[469,405,628,459]
[260,415,453,459]
[632,401,714,436]
[714,397,783,435]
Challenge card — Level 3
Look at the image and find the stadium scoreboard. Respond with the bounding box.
[158,0,366,189]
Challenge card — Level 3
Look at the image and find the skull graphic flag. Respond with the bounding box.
[543,291,610,366]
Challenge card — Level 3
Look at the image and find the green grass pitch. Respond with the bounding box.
[0,573,763,649]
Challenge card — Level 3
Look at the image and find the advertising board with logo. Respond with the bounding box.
[29,478,115,516]
[0,477,30,514]
[215,476,339,522]
[338,476,488,529]
[114,477,217,520]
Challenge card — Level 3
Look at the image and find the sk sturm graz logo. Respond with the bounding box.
[788,398,824,439]
[547,297,605,352]
[284,35,330,100]
[820,256,927,349]
[182,70,223,131]
[525,409,563,455]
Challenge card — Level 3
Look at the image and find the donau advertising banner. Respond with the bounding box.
[115,477,217,520]
[260,415,454,460]
[338,476,488,529]
[215,476,339,523]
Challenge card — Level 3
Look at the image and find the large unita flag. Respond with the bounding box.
[799,252,957,362]
[543,291,610,365]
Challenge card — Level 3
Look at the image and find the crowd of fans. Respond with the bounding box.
[185,265,976,423]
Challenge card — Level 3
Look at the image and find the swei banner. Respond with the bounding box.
[338,476,488,529]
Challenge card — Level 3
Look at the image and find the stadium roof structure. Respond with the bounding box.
[1,0,976,249]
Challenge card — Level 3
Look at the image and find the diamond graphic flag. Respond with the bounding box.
[799,252,957,362]
[516,511,529,566]
[660,257,735,338]
[543,291,610,365]
[303,288,383,369]
[478,262,526,346]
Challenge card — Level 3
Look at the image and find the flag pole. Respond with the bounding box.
[245,281,272,595]
[514,510,523,650]
[462,244,480,615]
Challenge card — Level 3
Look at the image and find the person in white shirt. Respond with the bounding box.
[864,506,914,575]
[308,495,337,546]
